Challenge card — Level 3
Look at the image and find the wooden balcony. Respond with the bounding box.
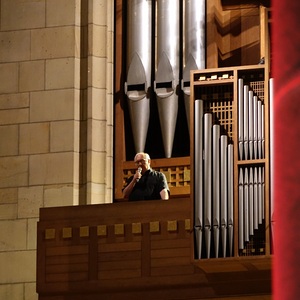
[37,197,271,300]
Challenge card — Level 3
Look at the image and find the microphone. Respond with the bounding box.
[136,167,142,182]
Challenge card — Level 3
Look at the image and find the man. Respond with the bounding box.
[122,152,170,201]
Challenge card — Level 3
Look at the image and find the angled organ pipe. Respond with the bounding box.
[182,0,206,132]
[194,99,204,259]
[154,0,180,158]
[204,113,212,258]
[212,125,220,258]
[125,0,152,153]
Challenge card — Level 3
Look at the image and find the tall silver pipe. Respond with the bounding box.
[125,0,152,153]
[220,135,228,257]
[182,0,206,132]
[194,99,204,259]
[239,169,244,249]
[204,113,212,258]
[253,95,258,159]
[249,167,254,236]
[227,144,234,256]
[258,100,262,159]
[258,166,263,224]
[248,90,254,160]
[213,125,220,258]
[155,0,180,158]
[253,167,258,230]
[243,85,249,160]
[238,79,244,160]
[244,168,249,243]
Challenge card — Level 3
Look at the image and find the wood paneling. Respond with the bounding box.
[37,198,271,300]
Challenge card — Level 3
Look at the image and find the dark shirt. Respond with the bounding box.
[124,169,170,201]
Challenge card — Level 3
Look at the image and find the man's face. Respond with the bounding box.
[134,154,150,172]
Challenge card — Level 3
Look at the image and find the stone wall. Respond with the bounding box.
[0,0,114,299]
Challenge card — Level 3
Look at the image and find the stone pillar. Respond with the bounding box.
[0,0,114,299]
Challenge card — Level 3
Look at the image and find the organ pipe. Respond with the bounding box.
[220,135,228,257]
[249,167,254,236]
[248,90,254,160]
[244,168,249,243]
[194,99,203,259]
[228,144,234,257]
[243,85,249,160]
[254,167,258,230]
[239,169,244,249]
[213,125,220,258]
[253,95,258,159]
[258,100,262,159]
[155,0,180,158]
[238,79,244,160]
[258,167,263,224]
[182,0,206,132]
[125,0,152,153]
[204,113,212,258]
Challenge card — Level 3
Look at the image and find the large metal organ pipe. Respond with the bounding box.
[124,1,206,157]
[182,0,206,132]
[194,104,234,258]
[194,99,203,259]
[125,0,152,153]
[154,0,180,158]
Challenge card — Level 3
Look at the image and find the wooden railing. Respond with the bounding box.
[37,198,271,300]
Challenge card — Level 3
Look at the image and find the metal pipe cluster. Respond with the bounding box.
[194,99,234,259]
[125,0,205,158]
[238,79,265,160]
[238,166,265,250]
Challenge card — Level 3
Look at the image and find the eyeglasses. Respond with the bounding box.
[134,159,147,165]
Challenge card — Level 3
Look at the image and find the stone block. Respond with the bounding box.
[44,184,78,207]
[19,123,49,155]
[0,284,24,300]
[90,119,106,152]
[0,0,45,31]
[0,250,36,283]
[91,0,107,26]
[88,88,107,120]
[19,60,45,92]
[18,186,43,218]
[29,152,74,185]
[25,282,38,300]
[30,89,76,122]
[0,188,18,204]
[0,31,30,63]
[0,204,17,220]
[46,0,76,27]
[46,58,75,90]
[0,125,18,156]
[0,63,18,94]
[88,56,106,89]
[0,108,29,125]
[0,219,27,250]
[87,151,106,183]
[90,25,106,57]
[50,120,77,152]
[31,27,75,59]
[0,156,28,188]
[27,218,38,250]
[0,93,29,110]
